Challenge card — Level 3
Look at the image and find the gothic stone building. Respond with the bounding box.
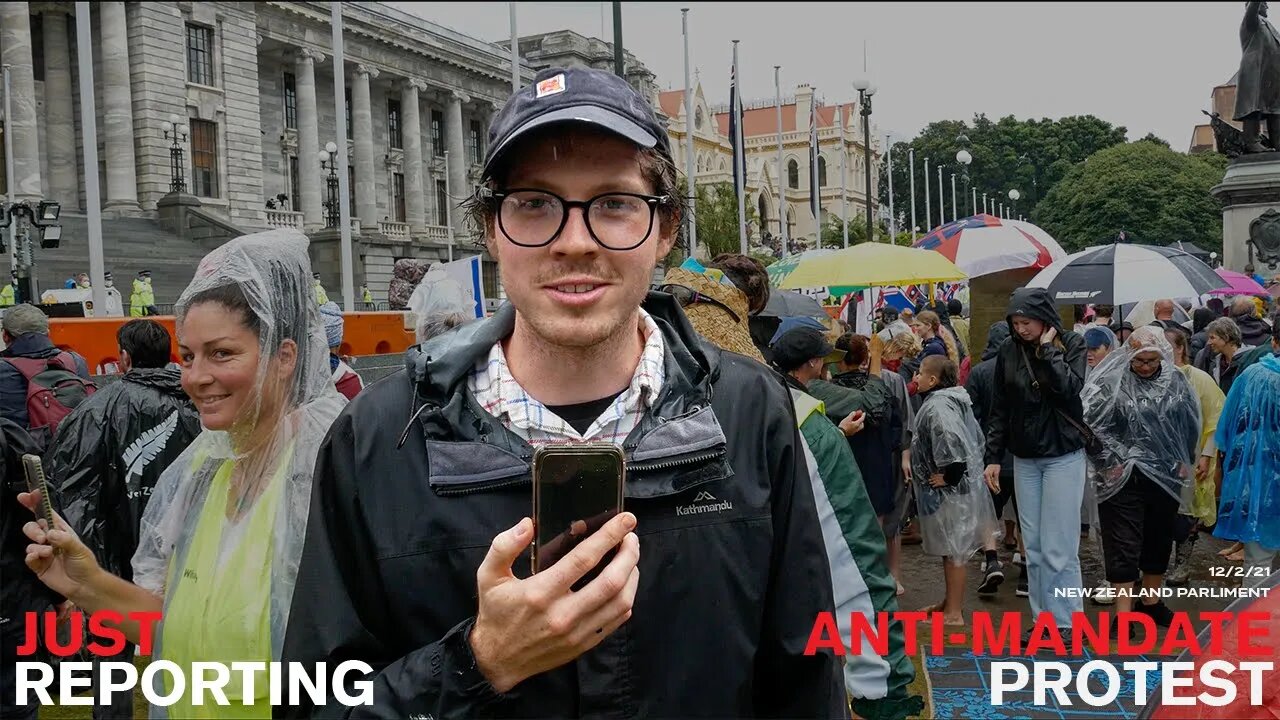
[0,1,537,303]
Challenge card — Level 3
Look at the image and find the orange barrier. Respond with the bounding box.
[50,312,418,375]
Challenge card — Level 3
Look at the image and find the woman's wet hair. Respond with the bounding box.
[916,310,959,362]
[837,333,870,368]
[183,284,262,338]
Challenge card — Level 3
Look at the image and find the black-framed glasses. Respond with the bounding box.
[660,284,741,324]
[487,188,670,251]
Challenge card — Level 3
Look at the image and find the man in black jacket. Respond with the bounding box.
[282,66,848,718]
[45,319,201,720]
[982,288,1088,633]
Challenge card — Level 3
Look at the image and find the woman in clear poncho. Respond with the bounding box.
[20,230,346,719]
[1081,326,1200,622]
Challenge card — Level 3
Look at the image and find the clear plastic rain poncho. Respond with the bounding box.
[1081,326,1201,506]
[909,386,1002,562]
[131,230,346,716]
[407,267,477,343]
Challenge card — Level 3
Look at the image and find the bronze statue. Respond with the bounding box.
[1234,1,1280,153]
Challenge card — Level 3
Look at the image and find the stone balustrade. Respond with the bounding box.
[265,209,304,231]
[379,220,410,240]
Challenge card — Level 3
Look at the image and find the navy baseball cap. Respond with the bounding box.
[483,66,672,181]
[1084,326,1115,349]
[771,326,838,372]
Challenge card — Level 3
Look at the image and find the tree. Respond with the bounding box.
[1031,141,1228,254]
[879,114,1128,227]
[664,181,760,267]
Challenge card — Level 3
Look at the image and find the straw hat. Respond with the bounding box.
[661,266,765,363]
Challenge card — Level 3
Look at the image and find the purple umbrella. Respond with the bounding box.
[1206,269,1268,296]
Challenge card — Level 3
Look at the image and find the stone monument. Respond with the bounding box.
[1210,1,1280,274]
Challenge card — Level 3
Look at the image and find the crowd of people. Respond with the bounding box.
[0,64,1277,720]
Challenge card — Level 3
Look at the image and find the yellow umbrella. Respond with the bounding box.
[771,243,967,290]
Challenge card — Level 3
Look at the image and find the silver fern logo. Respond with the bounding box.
[122,411,179,499]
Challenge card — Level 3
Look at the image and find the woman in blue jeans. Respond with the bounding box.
[982,288,1089,633]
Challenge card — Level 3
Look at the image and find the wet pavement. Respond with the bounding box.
[896,524,1248,635]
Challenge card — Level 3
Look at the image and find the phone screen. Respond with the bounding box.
[533,448,624,573]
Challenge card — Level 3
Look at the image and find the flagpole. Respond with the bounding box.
[809,87,819,249]
[885,134,894,242]
[908,148,916,242]
[775,65,786,256]
[682,8,696,258]
[950,173,957,224]
[331,1,354,310]
[937,165,944,228]
[924,157,931,231]
[509,3,520,93]
[971,186,976,218]
[732,40,746,255]
[839,105,848,248]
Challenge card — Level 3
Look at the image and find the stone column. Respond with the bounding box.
[295,47,325,231]
[100,1,139,212]
[402,79,426,232]
[446,90,469,238]
[351,64,378,231]
[40,8,77,208]
[0,2,42,202]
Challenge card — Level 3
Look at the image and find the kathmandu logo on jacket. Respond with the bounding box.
[121,411,179,498]
[677,490,733,517]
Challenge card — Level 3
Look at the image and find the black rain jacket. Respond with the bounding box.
[45,367,201,582]
[965,322,1015,482]
[983,288,1088,465]
[280,293,849,719]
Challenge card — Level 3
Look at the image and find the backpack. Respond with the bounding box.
[3,352,97,448]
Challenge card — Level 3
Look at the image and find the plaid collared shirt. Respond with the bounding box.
[468,310,666,446]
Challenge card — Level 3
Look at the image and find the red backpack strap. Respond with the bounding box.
[2,356,51,382]
[50,351,79,373]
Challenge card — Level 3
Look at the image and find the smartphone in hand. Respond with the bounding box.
[531,444,625,574]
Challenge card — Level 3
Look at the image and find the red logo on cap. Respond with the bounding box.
[536,74,566,99]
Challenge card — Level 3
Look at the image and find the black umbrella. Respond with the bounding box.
[1168,241,1212,261]
[1028,243,1226,305]
[762,289,829,319]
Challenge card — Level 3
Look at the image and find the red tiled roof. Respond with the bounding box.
[713,101,854,138]
[658,90,684,118]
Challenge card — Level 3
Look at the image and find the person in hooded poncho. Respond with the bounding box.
[19,229,347,719]
[909,355,1001,627]
[1213,350,1280,587]
[1082,326,1200,624]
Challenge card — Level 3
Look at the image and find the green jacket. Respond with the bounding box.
[789,386,923,720]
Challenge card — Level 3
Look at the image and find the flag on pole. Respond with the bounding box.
[728,61,746,204]
[809,91,820,228]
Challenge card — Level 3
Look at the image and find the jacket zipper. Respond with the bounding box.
[627,447,726,473]
[432,447,727,496]
[433,475,530,497]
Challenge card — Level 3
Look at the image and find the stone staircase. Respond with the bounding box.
[31,214,221,310]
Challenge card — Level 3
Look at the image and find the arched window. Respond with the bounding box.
[787,159,799,189]
[757,194,769,235]
[818,157,828,187]
[786,206,796,239]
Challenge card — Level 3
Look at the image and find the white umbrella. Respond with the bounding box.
[912,214,1068,278]
[1028,243,1227,306]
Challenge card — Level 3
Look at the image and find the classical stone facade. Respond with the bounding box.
[659,83,882,254]
[0,1,533,302]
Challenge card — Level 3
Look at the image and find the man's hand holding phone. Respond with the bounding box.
[470,512,640,694]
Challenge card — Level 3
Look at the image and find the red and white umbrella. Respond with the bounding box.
[912,213,1068,279]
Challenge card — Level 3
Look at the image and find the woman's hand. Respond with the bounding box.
[928,473,947,489]
[19,490,101,604]
[901,450,913,484]
[1040,327,1058,346]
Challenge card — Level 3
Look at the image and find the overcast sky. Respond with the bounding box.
[390,1,1245,151]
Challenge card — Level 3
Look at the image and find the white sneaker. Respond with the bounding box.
[1090,584,1115,605]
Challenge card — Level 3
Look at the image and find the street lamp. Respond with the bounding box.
[956,149,972,217]
[1008,189,1021,220]
[852,79,876,242]
[161,114,188,194]
[320,141,340,228]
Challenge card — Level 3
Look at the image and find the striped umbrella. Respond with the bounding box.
[1028,243,1227,306]
[913,213,1067,278]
